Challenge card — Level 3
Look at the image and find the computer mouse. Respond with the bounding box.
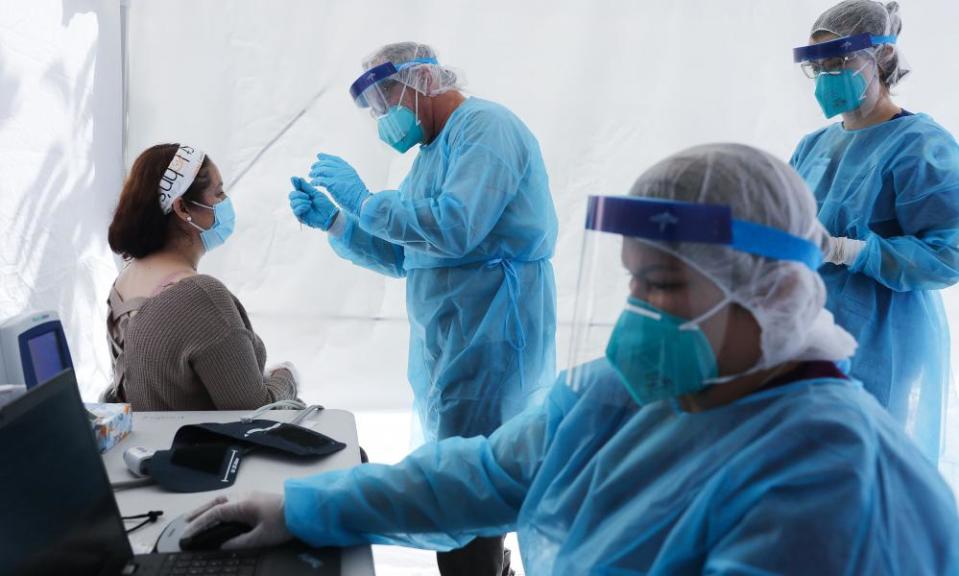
[178,520,253,551]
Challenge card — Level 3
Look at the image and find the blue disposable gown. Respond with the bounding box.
[330,97,558,441]
[284,360,959,574]
[791,113,959,462]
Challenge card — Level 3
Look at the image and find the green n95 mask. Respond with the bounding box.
[605,297,720,405]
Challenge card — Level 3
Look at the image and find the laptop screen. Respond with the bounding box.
[0,370,133,576]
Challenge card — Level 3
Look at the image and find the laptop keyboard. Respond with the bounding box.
[156,550,261,575]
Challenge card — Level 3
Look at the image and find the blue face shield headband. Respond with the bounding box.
[348,57,439,112]
[792,33,897,64]
[585,195,822,270]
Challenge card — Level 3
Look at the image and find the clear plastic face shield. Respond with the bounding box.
[793,33,896,120]
[348,58,437,153]
[567,196,823,406]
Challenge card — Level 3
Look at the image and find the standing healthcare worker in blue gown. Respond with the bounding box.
[791,1,959,463]
[287,42,557,575]
[186,144,959,574]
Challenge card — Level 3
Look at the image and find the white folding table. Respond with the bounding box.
[101,408,375,575]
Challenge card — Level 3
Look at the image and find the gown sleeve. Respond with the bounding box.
[282,380,573,550]
[849,130,959,291]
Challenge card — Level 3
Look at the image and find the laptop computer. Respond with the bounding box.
[0,369,341,576]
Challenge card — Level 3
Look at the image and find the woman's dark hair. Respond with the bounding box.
[108,143,213,259]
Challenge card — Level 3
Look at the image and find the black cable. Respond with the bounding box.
[122,510,163,534]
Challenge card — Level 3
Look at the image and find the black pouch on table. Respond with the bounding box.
[149,420,347,493]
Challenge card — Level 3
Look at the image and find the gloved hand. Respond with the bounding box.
[309,153,371,216]
[289,176,339,230]
[824,236,866,266]
[182,492,292,550]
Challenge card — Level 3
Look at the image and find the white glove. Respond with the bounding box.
[265,361,300,385]
[824,236,866,266]
[183,492,292,550]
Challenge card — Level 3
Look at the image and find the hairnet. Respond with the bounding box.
[629,143,856,370]
[362,42,464,97]
[812,0,909,87]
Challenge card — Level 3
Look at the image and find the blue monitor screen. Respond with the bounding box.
[27,330,66,387]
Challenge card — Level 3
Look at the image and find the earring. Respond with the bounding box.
[186,216,193,222]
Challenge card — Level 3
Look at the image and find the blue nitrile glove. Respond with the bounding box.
[308,153,371,216]
[288,176,339,230]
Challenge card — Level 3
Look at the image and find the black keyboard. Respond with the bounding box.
[156,550,261,576]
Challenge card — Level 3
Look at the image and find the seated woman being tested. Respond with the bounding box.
[103,143,299,411]
[183,143,959,574]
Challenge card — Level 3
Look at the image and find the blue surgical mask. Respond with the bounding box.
[605,297,721,405]
[814,68,868,119]
[377,86,423,153]
[189,198,236,251]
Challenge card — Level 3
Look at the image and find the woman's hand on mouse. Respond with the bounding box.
[183,491,292,550]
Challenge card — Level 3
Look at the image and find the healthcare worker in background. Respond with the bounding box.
[791,0,959,463]
[288,42,557,575]
[187,144,959,574]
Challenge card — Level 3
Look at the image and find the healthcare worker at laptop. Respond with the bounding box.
[287,42,557,575]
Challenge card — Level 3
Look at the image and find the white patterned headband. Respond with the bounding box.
[158,145,206,214]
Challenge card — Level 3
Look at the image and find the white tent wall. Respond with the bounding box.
[124,0,959,402]
[0,0,123,396]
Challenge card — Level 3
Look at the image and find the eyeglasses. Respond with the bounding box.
[799,53,873,79]
[801,56,849,79]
